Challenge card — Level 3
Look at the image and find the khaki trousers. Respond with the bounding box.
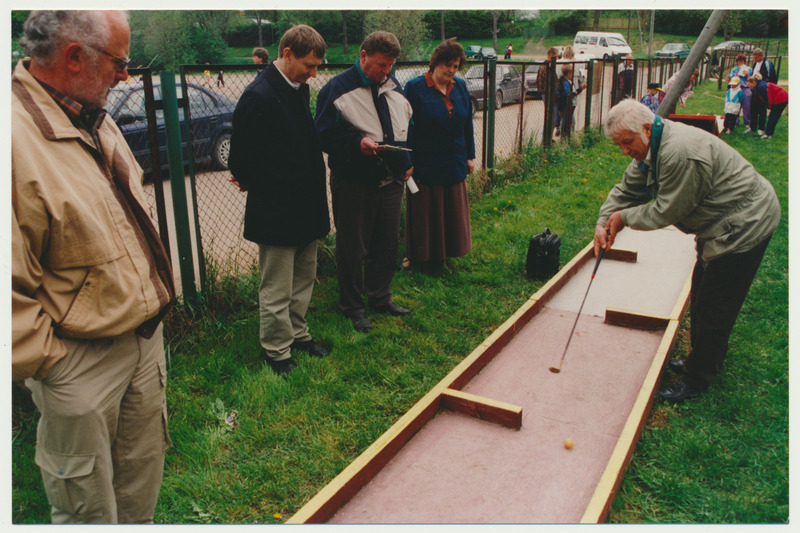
[258,241,318,361]
[26,324,171,524]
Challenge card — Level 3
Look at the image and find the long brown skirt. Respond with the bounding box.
[405,180,472,262]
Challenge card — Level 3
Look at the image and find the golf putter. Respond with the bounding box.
[549,245,607,374]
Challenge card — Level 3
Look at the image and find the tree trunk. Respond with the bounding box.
[440,11,445,41]
[593,11,600,31]
[492,11,499,51]
[342,11,349,53]
[257,12,263,47]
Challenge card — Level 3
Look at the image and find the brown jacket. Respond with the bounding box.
[11,60,175,381]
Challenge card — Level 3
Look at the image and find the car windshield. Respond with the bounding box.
[465,65,484,79]
[607,37,627,46]
[664,44,682,50]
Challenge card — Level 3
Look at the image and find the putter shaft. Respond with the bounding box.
[550,247,606,373]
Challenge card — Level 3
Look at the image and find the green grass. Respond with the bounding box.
[12,79,787,524]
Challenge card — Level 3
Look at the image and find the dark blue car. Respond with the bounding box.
[107,79,235,176]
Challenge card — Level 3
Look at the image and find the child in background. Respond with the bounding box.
[557,64,583,138]
[640,82,661,113]
[722,77,743,134]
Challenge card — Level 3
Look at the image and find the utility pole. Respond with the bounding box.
[658,10,727,117]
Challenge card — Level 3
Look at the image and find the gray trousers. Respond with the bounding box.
[26,324,171,524]
[258,241,318,361]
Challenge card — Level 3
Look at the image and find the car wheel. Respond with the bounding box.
[212,131,231,170]
[471,97,478,116]
[495,90,503,110]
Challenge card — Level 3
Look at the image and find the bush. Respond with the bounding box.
[549,10,589,35]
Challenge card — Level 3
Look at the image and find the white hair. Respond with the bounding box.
[604,98,656,139]
[21,11,117,68]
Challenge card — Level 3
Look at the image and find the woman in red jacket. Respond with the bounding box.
[748,74,788,139]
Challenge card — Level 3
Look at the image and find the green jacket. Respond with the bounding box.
[598,119,780,263]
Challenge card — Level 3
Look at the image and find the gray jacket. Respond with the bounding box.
[598,119,780,263]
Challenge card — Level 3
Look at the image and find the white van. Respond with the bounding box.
[573,32,632,60]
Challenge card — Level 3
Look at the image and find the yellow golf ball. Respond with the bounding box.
[564,438,574,449]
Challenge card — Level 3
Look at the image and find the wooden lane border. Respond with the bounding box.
[441,389,523,430]
[287,242,639,524]
[580,272,693,523]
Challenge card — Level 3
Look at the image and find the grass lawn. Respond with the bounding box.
[11,78,788,524]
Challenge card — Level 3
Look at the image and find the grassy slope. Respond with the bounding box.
[11,79,788,524]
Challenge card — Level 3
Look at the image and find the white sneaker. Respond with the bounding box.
[758,129,765,136]
[761,134,772,139]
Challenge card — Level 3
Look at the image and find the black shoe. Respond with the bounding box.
[262,351,297,377]
[668,359,686,374]
[373,302,412,316]
[659,380,699,403]
[291,339,330,358]
[350,312,373,333]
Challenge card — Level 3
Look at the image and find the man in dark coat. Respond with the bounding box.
[315,31,414,333]
[228,24,330,376]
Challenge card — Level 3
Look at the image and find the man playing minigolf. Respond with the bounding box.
[594,99,780,402]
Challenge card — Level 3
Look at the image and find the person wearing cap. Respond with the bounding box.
[722,76,744,134]
[640,82,661,113]
[595,99,780,403]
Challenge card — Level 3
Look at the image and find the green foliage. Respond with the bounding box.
[363,11,432,61]
[721,12,743,40]
[130,11,242,69]
[654,10,787,37]
[12,10,30,37]
[548,10,589,35]
[422,10,499,40]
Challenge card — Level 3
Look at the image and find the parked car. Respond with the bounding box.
[108,79,235,176]
[394,66,428,88]
[713,40,754,52]
[655,43,691,59]
[524,64,541,99]
[478,47,498,60]
[464,63,523,112]
[465,45,482,58]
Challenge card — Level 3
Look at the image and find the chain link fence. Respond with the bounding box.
[122,51,779,288]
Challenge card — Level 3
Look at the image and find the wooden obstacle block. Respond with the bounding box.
[668,113,721,135]
[605,308,671,330]
[441,389,523,430]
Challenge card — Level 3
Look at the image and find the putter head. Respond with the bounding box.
[549,367,561,374]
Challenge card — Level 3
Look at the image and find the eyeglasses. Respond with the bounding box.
[84,43,130,73]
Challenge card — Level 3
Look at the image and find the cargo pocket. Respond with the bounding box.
[35,447,104,520]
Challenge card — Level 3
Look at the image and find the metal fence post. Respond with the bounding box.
[485,58,496,177]
[159,70,198,303]
[585,59,594,130]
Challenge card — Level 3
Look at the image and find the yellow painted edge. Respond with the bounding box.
[580,269,692,523]
[530,241,594,302]
[580,319,681,523]
[442,388,524,416]
[289,239,660,524]
[287,386,444,523]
